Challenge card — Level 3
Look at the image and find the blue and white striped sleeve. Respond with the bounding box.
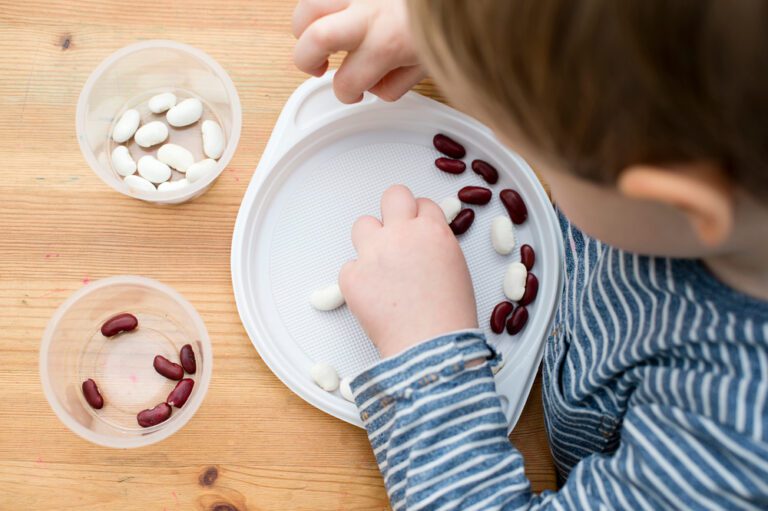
[350,330,550,510]
[350,331,768,510]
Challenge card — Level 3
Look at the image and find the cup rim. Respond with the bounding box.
[39,275,213,448]
[75,39,242,204]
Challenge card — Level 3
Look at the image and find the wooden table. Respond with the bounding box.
[0,1,556,509]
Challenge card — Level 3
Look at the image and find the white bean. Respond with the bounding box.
[339,377,354,402]
[439,197,461,223]
[491,216,516,255]
[202,120,225,159]
[112,109,140,143]
[310,283,345,311]
[310,363,339,392]
[503,262,528,301]
[137,155,172,184]
[166,98,203,127]
[110,145,136,176]
[124,174,156,192]
[148,92,177,114]
[134,121,169,148]
[186,159,218,183]
[157,178,189,192]
[157,143,194,172]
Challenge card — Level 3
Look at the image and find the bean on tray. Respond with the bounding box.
[506,306,529,335]
[519,273,539,306]
[449,208,475,235]
[490,302,514,334]
[520,244,535,270]
[458,186,492,205]
[433,134,466,159]
[500,189,528,224]
[435,157,466,175]
[471,160,499,185]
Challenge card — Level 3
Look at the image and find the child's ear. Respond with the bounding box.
[617,163,735,247]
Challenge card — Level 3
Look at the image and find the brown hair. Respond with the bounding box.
[408,0,768,199]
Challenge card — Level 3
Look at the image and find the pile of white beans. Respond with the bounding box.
[110,92,225,193]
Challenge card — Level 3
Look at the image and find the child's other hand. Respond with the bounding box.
[292,0,425,104]
[340,186,478,358]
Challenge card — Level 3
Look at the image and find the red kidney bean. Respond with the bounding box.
[167,378,195,408]
[490,301,514,334]
[101,313,138,337]
[153,355,184,380]
[180,344,196,374]
[500,189,528,224]
[137,402,172,428]
[449,208,475,235]
[433,134,466,159]
[435,157,466,174]
[520,244,536,270]
[458,186,492,205]
[471,160,499,185]
[518,273,539,306]
[506,306,529,335]
[81,378,104,410]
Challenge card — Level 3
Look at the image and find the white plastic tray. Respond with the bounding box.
[231,73,563,431]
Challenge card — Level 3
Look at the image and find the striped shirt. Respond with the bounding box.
[350,210,768,510]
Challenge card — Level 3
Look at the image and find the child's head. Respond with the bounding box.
[408,0,768,258]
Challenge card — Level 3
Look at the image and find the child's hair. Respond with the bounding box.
[408,0,768,199]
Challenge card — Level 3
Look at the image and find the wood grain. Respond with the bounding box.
[0,1,556,509]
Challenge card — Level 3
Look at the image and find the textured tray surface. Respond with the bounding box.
[269,136,535,379]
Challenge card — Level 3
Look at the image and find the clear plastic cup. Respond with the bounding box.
[76,40,242,204]
[40,276,212,448]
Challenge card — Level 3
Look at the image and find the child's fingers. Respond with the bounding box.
[351,215,382,254]
[415,198,446,222]
[369,65,427,102]
[338,259,357,296]
[380,185,418,225]
[294,6,367,76]
[291,0,350,38]
[332,38,403,103]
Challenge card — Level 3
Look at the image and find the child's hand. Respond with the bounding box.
[340,186,478,358]
[292,0,425,104]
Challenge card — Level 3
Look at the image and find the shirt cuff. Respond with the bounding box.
[349,329,500,420]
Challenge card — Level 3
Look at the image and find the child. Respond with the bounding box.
[293,1,768,509]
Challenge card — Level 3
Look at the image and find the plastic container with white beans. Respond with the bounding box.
[76,40,242,205]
